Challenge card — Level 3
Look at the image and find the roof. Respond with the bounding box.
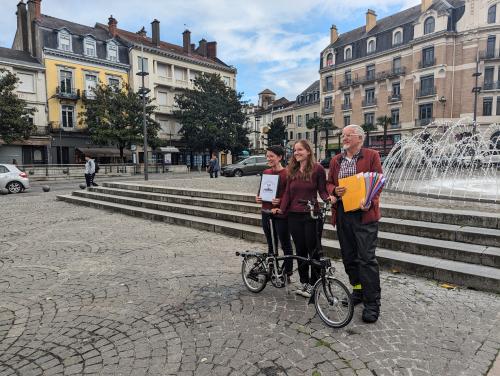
[0,47,42,68]
[298,80,320,96]
[259,89,276,95]
[39,15,112,41]
[96,23,234,71]
[328,0,464,49]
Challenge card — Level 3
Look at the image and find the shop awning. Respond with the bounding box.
[76,147,132,157]
[157,146,180,153]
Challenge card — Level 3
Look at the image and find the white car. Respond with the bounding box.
[0,164,30,193]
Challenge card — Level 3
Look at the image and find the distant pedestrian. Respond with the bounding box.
[207,154,220,178]
[12,159,18,166]
[84,155,96,188]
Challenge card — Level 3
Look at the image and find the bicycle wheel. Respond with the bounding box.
[314,277,353,328]
[241,255,267,293]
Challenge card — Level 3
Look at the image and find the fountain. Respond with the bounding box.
[382,119,500,202]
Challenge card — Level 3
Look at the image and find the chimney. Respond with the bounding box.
[108,15,117,37]
[151,19,160,46]
[16,1,29,52]
[137,26,146,38]
[198,39,207,57]
[366,9,377,33]
[207,41,217,59]
[421,0,432,12]
[330,25,338,44]
[27,0,41,21]
[183,29,191,54]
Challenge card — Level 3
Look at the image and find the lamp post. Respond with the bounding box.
[137,44,150,180]
[472,57,482,133]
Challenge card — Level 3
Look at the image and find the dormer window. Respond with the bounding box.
[84,37,96,57]
[107,41,119,62]
[393,30,403,46]
[488,5,496,24]
[424,17,435,35]
[367,38,376,54]
[344,46,352,60]
[58,30,72,52]
[326,53,333,67]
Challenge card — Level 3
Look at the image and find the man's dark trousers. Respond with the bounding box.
[336,201,381,305]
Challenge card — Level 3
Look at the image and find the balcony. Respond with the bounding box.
[479,49,500,60]
[82,90,96,100]
[416,87,437,98]
[341,103,352,111]
[388,94,402,102]
[362,98,377,107]
[418,58,436,69]
[56,87,80,100]
[386,67,406,78]
[483,81,500,91]
[323,84,334,93]
[323,107,334,114]
[415,118,434,127]
[339,79,352,89]
[31,126,50,136]
[360,73,376,85]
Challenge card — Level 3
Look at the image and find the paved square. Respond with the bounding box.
[0,184,499,376]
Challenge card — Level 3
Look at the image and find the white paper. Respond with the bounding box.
[259,174,279,202]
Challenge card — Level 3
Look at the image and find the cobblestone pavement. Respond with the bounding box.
[1,183,499,376]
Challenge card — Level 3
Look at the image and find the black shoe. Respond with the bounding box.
[362,304,380,323]
[352,290,363,306]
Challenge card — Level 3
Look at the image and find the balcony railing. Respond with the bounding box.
[361,73,376,84]
[415,118,434,127]
[479,49,500,60]
[82,90,96,100]
[339,79,352,89]
[416,87,437,98]
[56,87,80,100]
[31,126,50,136]
[324,84,334,92]
[341,103,352,110]
[483,81,500,90]
[362,98,377,107]
[387,67,406,78]
[418,58,436,69]
[388,94,402,102]
[323,107,334,114]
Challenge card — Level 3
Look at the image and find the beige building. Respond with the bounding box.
[0,47,49,164]
[319,0,500,155]
[97,18,237,166]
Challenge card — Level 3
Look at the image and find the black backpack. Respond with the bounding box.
[94,161,100,173]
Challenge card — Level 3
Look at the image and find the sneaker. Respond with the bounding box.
[362,304,380,323]
[295,283,313,298]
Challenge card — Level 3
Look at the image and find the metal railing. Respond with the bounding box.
[416,87,437,98]
[56,87,80,100]
[17,164,139,178]
[388,94,402,102]
[483,81,500,90]
[362,98,377,107]
[415,118,434,127]
[323,107,334,114]
[418,58,436,69]
[341,103,352,110]
[479,49,500,59]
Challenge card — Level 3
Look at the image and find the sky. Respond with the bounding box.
[0,0,420,104]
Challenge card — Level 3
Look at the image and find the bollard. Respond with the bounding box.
[42,185,50,192]
[0,188,8,195]
[79,183,87,189]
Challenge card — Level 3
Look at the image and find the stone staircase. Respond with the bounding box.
[57,182,500,293]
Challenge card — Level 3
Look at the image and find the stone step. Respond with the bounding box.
[71,190,500,268]
[91,186,500,247]
[102,182,500,229]
[57,193,500,293]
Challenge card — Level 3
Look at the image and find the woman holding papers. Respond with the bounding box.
[273,140,331,299]
[327,124,383,323]
[256,146,293,279]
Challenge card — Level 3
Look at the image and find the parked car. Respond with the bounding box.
[221,155,268,177]
[0,164,30,193]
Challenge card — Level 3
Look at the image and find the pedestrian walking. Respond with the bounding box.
[274,140,330,298]
[327,124,383,323]
[255,145,293,280]
[207,154,220,178]
[84,155,96,188]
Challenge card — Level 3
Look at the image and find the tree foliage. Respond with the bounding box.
[0,69,36,144]
[267,118,286,146]
[80,83,160,162]
[362,122,376,147]
[376,115,392,155]
[306,117,337,158]
[173,73,249,155]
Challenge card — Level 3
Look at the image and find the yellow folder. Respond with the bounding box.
[339,173,366,212]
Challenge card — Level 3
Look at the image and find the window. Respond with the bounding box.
[313,112,318,118]
[488,5,496,24]
[305,114,310,124]
[58,30,71,51]
[223,76,231,86]
[59,70,72,93]
[61,105,74,128]
[343,115,351,127]
[324,97,332,110]
[393,57,402,73]
[422,46,435,67]
[297,115,302,127]
[344,70,352,84]
[107,41,118,62]
[286,115,293,124]
[365,88,375,104]
[424,17,435,35]
[497,97,500,115]
[484,67,495,89]
[366,64,375,81]
[289,131,294,140]
[297,132,302,139]
[487,36,496,58]
[420,75,434,96]
[344,93,351,105]
[84,74,97,98]
[483,97,493,116]
[367,39,376,54]
[190,70,200,82]
[326,53,333,67]
[305,132,310,140]
[392,82,401,97]
[0,165,8,173]
[174,67,187,81]
[364,112,375,126]
[157,63,171,78]
[84,37,96,57]
[138,57,148,73]
[108,77,120,89]
[391,109,400,127]
[17,73,34,92]
[157,91,168,106]
[393,30,402,46]
[419,103,433,124]
[344,46,352,60]
[325,76,333,91]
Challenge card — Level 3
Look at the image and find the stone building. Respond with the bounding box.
[319,0,500,155]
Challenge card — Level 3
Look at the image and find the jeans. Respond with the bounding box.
[84,173,94,187]
[261,212,293,275]
[209,170,218,178]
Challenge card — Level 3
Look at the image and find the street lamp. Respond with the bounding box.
[472,57,482,133]
[137,43,150,180]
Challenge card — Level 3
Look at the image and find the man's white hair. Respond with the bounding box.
[344,124,366,142]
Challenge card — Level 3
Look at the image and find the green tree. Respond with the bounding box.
[307,117,337,159]
[0,69,36,144]
[376,115,392,156]
[267,118,286,146]
[362,122,376,148]
[80,83,160,163]
[173,73,249,156]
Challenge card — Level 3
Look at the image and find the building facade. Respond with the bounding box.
[319,0,500,155]
[0,47,49,164]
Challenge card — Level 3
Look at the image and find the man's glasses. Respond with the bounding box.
[341,134,358,138]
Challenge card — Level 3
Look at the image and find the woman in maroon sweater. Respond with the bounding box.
[256,146,293,277]
[274,140,331,298]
